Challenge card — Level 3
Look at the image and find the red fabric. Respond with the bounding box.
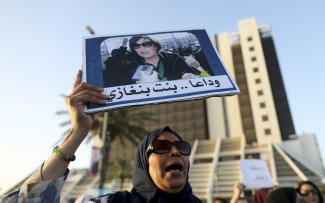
[253,188,272,203]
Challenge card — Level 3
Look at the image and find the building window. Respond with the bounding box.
[247,36,253,41]
[265,129,271,135]
[251,57,257,62]
[249,47,254,51]
[260,102,266,108]
[257,90,263,96]
[253,67,259,72]
[262,115,268,121]
[255,78,261,84]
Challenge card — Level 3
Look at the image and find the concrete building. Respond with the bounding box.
[212,17,294,143]
[189,17,325,202]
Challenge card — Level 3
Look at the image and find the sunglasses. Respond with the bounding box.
[133,41,153,49]
[299,189,318,197]
[147,140,191,156]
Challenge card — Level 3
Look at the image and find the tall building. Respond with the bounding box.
[212,17,295,145]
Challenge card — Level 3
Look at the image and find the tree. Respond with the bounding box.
[108,157,134,191]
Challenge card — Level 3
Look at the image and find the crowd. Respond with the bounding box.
[212,180,324,203]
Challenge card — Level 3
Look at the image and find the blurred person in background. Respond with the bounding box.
[297,180,323,203]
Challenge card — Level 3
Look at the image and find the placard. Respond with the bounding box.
[239,159,274,189]
[82,29,240,112]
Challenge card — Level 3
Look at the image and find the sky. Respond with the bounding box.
[0,0,324,195]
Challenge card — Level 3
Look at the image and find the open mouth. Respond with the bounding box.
[165,162,183,172]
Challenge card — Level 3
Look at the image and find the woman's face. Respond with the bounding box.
[134,37,158,60]
[299,183,319,203]
[148,131,189,194]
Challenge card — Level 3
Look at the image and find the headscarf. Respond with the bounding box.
[130,126,201,203]
[296,180,324,203]
[266,187,297,203]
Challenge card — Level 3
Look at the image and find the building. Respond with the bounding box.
[212,17,295,143]
[191,17,325,201]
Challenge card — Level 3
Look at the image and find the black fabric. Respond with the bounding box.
[153,53,200,81]
[108,191,131,202]
[266,187,298,203]
[103,47,139,87]
[108,126,201,203]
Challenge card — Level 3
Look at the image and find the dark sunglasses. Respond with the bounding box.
[299,189,318,197]
[147,140,191,156]
[133,41,153,49]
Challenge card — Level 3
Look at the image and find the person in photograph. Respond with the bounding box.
[1,70,202,203]
[178,45,213,77]
[103,38,139,87]
[296,180,323,203]
[128,35,202,83]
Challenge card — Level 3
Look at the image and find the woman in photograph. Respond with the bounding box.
[129,35,201,83]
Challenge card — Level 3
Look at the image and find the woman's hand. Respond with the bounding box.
[181,73,201,80]
[137,67,159,83]
[65,70,108,132]
[42,70,109,181]
[230,182,245,203]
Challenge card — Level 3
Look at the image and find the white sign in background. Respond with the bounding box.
[239,159,274,189]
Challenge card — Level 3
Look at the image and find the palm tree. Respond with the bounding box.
[108,157,134,191]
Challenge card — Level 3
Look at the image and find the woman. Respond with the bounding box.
[297,180,323,203]
[1,70,201,203]
[129,35,201,83]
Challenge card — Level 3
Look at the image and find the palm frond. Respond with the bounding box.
[56,110,68,115]
[59,120,71,127]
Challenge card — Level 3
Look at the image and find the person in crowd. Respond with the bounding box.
[103,37,139,87]
[296,180,323,203]
[1,70,202,203]
[230,182,248,203]
[237,197,248,203]
[213,197,227,203]
[128,35,201,83]
[266,187,300,203]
